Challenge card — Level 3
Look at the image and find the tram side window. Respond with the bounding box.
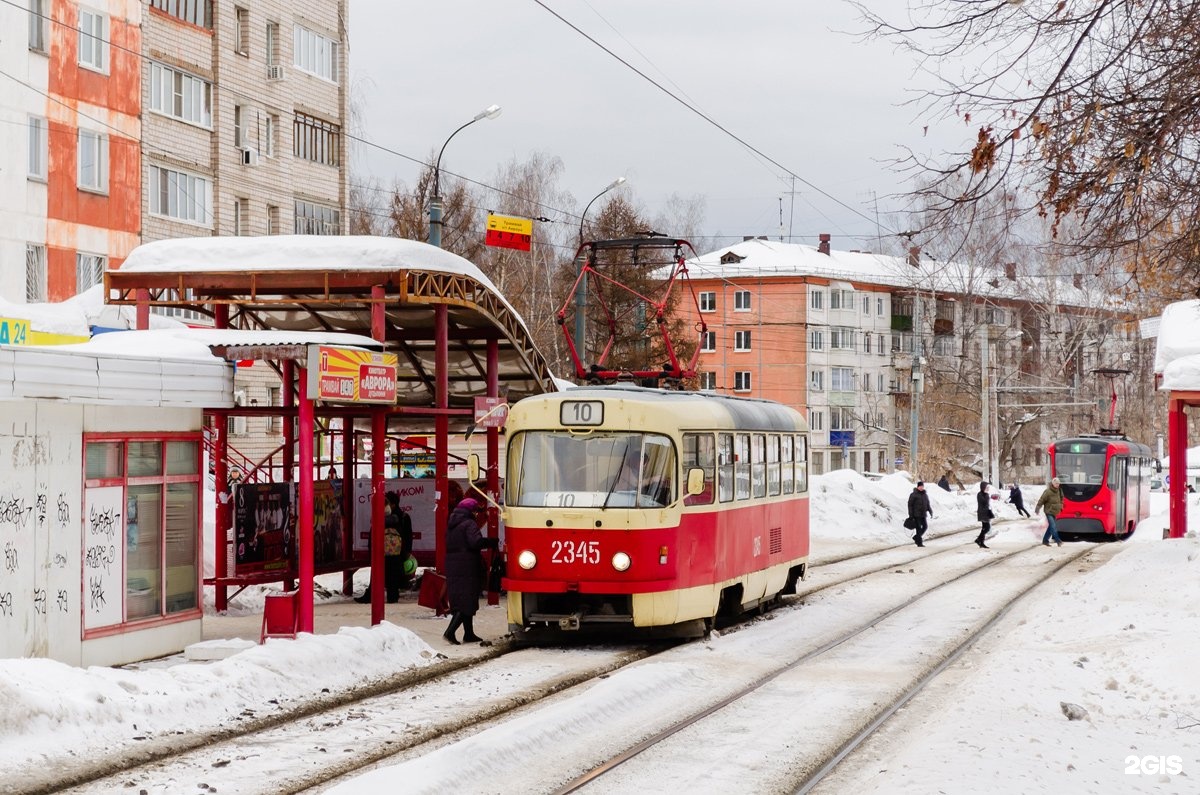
[781,434,794,494]
[1108,456,1120,493]
[718,433,735,503]
[794,435,809,493]
[735,433,751,500]
[683,432,715,506]
[751,433,767,498]
[767,434,781,496]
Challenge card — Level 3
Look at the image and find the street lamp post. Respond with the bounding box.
[574,177,626,359]
[428,104,501,249]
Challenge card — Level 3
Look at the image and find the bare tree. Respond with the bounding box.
[857,0,1200,292]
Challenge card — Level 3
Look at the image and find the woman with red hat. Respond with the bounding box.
[443,496,499,644]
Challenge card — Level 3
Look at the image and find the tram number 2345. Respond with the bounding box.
[550,539,601,565]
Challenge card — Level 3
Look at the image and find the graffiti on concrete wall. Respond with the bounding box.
[83,486,123,629]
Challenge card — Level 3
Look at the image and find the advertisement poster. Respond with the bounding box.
[351,478,503,565]
[234,482,295,575]
[312,479,346,567]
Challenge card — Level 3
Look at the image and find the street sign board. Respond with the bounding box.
[306,345,398,404]
[473,396,509,428]
[485,213,533,251]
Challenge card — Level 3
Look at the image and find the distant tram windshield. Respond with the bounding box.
[1054,448,1108,486]
[508,431,677,508]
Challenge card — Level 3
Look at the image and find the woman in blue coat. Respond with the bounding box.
[443,497,499,645]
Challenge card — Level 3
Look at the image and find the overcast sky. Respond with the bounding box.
[348,1,963,253]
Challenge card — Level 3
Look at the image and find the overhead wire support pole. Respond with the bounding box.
[428,104,501,248]
[575,177,626,363]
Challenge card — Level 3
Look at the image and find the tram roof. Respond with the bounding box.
[105,236,559,424]
[521,384,809,433]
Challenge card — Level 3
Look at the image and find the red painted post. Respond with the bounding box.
[213,304,229,329]
[486,338,500,606]
[297,366,315,633]
[214,416,230,612]
[435,304,449,574]
[1169,397,1187,538]
[341,421,354,597]
[371,407,386,625]
[282,360,295,484]
[136,288,149,330]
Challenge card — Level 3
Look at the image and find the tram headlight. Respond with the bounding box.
[611,551,631,572]
[517,549,537,570]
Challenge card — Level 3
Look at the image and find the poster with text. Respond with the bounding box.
[312,479,346,567]
[233,482,295,575]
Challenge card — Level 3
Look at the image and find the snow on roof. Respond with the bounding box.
[1,286,183,336]
[686,238,1091,306]
[1154,300,1200,391]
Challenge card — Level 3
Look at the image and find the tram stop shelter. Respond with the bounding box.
[1153,299,1200,538]
[105,235,558,631]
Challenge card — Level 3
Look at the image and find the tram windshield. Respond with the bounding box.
[508,431,677,508]
[1055,452,1107,486]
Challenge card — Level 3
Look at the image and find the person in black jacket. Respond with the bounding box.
[908,481,933,547]
[443,497,499,645]
[975,482,993,548]
[1008,483,1032,518]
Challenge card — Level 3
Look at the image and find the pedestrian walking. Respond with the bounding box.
[1008,483,1032,518]
[975,482,994,548]
[443,497,499,645]
[908,481,934,547]
[1034,477,1064,547]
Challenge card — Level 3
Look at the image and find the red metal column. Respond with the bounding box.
[214,416,230,612]
[341,421,354,597]
[135,288,149,330]
[1169,397,1187,538]
[297,366,315,633]
[486,338,500,606]
[370,408,386,624]
[435,304,449,573]
[213,304,229,329]
[282,360,295,484]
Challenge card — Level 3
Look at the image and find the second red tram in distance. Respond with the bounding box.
[499,385,810,638]
[1048,434,1154,540]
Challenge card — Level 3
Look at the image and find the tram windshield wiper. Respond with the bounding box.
[601,439,634,509]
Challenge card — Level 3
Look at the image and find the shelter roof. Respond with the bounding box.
[1154,300,1200,391]
[105,236,559,422]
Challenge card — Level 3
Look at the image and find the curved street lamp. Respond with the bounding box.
[428,104,502,248]
[575,176,627,356]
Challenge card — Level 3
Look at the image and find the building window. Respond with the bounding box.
[699,372,716,391]
[150,0,212,28]
[149,63,212,128]
[28,116,47,180]
[810,330,824,351]
[864,334,872,354]
[811,290,823,310]
[734,330,751,351]
[809,369,823,391]
[76,252,105,292]
[877,334,885,355]
[293,24,339,82]
[233,104,244,147]
[266,21,280,65]
[83,437,202,630]
[809,410,823,431]
[77,8,107,72]
[77,130,108,193]
[863,372,871,392]
[734,371,751,392]
[863,296,870,314]
[293,112,340,166]
[26,244,47,302]
[267,204,281,234]
[831,367,854,391]
[149,165,213,226]
[29,0,47,52]
[233,198,248,235]
[264,115,277,157]
[699,291,716,312]
[700,331,716,352]
[267,387,282,433]
[877,297,884,315]
[830,327,855,350]
[734,290,751,311]
[294,199,341,235]
[234,6,249,54]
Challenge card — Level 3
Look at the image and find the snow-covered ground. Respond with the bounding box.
[3,472,1198,794]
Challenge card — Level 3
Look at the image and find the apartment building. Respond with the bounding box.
[681,236,1140,482]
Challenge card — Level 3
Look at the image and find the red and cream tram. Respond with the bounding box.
[498,385,810,637]
[1048,435,1154,539]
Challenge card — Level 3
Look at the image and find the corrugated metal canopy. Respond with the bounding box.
[105,236,558,427]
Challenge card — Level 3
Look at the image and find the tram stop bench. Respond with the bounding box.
[260,590,300,643]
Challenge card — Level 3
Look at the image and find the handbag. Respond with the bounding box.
[903,516,916,530]
[987,508,995,520]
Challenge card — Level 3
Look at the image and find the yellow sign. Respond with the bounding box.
[306,345,399,404]
[485,213,533,252]
[0,317,31,346]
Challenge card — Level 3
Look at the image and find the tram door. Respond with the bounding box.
[1109,455,1127,534]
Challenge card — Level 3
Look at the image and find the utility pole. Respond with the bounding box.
[909,296,922,474]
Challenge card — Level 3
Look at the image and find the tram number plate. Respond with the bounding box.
[550,539,601,565]
[560,400,604,426]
